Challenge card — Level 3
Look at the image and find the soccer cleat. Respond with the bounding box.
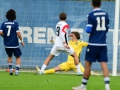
[77,71,83,76]
[93,72,100,76]
[91,71,100,76]
[9,69,13,75]
[72,85,86,90]
[10,72,13,75]
[36,66,40,72]
[36,66,44,74]
[15,72,20,76]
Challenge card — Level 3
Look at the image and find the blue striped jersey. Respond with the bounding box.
[86,8,109,46]
[0,20,20,48]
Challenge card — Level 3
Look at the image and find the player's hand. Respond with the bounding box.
[65,44,70,49]
[68,34,74,37]
[50,39,55,44]
[21,41,24,47]
[0,33,4,37]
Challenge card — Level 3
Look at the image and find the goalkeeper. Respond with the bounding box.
[36,31,99,76]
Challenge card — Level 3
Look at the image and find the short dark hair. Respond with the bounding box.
[59,12,66,20]
[6,9,16,20]
[71,31,80,39]
[92,0,101,7]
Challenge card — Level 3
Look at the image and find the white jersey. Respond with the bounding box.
[55,21,69,47]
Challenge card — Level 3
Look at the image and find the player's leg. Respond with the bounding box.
[38,62,70,74]
[72,45,98,90]
[38,45,59,74]
[82,61,92,85]
[99,46,110,90]
[7,56,13,75]
[39,54,55,74]
[73,62,85,74]
[5,48,13,75]
[37,55,55,74]
[36,65,60,74]
[43,66,61,74]
[65,46,83,75]
[43,54,55,66]
[72,61,92,90]
[44,62,70,74]
[36,54,55,74]
[13,48,22,76]
[79,63,85,73]
[100,62,110,90]
[71,51,83,75]
[15,57,21,76]
[73,62,100,76]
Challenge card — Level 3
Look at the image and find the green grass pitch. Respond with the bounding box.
[0,71,119,90]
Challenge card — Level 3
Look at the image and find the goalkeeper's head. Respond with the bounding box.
[6,9,16,21]
[71,31,80,39]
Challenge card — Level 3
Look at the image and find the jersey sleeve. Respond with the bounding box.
[80,41,88,47]
[15,22,20,32]
[62,24,69,33]
[86,14,93,33]
[60,24,69,43]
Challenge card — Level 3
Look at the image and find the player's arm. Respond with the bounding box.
[0,23,4,37]
[60,24,70,49]
[106,12,109,33]
[86,14,93,34]
[0,30,2,35]
[80,41,88,47]
[17,31,24,47]
[68,33,74,37]
[0,33,4,37]
[16,23,24,47]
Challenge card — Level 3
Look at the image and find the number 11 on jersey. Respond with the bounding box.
[96,16,106,31]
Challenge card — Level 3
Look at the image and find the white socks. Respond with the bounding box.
[41,64,47,72]
[76,64,81,72]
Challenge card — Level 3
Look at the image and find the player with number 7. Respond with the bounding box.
[0,9,24,76]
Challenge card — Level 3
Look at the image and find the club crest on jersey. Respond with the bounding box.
[75,42,78,45]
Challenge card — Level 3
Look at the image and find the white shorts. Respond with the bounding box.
[50,45,74,56]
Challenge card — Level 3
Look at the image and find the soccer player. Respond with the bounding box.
[0,9,24,76]
[72,0,110,90]
[37,12,83,75]
[36,31,99,76]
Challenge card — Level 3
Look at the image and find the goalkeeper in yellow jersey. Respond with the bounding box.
[36,31,99,76]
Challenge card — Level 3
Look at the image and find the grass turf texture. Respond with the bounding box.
[0,71,119,90]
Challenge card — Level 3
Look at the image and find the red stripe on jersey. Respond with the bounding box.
[62,24,69,33]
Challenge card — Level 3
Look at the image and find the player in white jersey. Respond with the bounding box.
[55,21,69,47]
[36,12,82,75]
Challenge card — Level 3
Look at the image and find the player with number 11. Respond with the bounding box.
[72,0,110,90]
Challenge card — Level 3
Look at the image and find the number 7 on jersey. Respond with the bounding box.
[7,25,11,36]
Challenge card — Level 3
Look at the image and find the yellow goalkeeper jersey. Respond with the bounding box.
[67,40,88,62]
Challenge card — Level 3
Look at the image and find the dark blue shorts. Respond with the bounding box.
[5,48,22,57]
[85,45,108,62]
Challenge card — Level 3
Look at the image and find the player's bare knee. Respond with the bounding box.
[71,54,75,57]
